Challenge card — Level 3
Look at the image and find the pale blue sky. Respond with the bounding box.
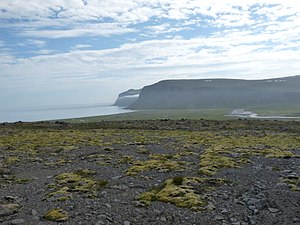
[1,0,300,109]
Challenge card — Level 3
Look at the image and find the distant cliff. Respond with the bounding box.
[113,89,141,107]
[127,76,300,109]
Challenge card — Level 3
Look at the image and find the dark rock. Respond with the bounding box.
[255,199,267,210]
[97,214,113,222]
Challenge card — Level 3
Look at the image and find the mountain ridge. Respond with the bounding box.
[121,75,300,110]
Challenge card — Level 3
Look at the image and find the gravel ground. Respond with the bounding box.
[0,120,299,225]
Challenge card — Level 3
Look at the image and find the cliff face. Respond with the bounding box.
[128,76,300,109]
[113,89,141,107]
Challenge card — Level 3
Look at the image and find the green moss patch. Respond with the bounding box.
[118,155,134,164]
[45,159,72,167]
[138,177,225,211]
[282,176,300,191]
[197,133,300,176]
[126,159,187,176]
[4,156,20,165]
[135,147,150,154]
[47,169,107,201]
[44,208,69,222]
[149,153,174,160]
[15,178,32,184]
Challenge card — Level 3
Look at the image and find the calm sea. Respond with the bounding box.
[0,104,133,122]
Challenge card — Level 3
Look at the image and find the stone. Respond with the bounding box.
[112,175,122,180]
[249,218,256,225]
[160,216,167,222]
[230,218,238,223]
[97,214,113,222]
[255,199,267,210]
[112,185,129,190]
[31,209,38,216]
[268,207,279,213]
[214,215,225,221]
[4,196,18,202]
[10,219,25,224]
[293,217,300,222]
[221,209,229,214]
[104,203,112,209]
[253,209,259,215]
[206,202,216,210]
[286,173,298,179]
[248,205,256,211]
[0,204,20,217]
[231,223,241,225]
[247,198,260,206]
[221,193,229,200]
[124,221,131,225]
[234,199,245,205]
[97,214,108,220]
[106,216,113,222]
[254,182,267,190]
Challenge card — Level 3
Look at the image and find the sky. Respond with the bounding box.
[1,0,300,109]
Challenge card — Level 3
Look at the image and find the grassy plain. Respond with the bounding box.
[61,106,300,123]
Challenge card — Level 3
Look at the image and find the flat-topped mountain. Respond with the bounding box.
[113,89,141,107]
[126,75,300,109]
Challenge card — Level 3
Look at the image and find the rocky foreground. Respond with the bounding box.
[0,120,299,225]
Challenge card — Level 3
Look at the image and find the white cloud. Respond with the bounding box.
[28,39,45,48]
[1,0,300,108]
[1,0,300,39]
[0,1,298,24]
[20,23,136,38]
[17,39,46,48]
[2,25,300,87]
[71,44,91,50]
[1,0,299,76]
[0,52,15,64]
[33,49,58,55]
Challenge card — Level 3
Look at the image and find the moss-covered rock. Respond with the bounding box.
[0,203,21,217]
[138,177,225,211]
[44,208,69,222]
[47,169,107,201]
[4,156,20,165]
[282,176,300,191]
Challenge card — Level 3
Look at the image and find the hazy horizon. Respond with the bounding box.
[1,1,300,109]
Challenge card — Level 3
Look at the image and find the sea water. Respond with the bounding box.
[0,104,133,122]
